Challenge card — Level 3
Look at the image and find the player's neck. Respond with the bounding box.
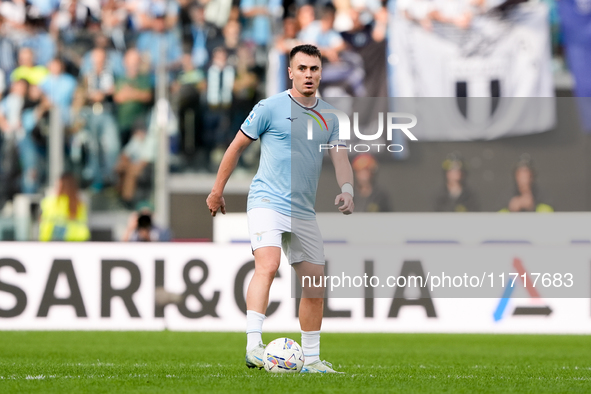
[289,88,317,108]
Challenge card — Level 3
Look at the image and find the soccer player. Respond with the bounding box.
[206,44,354,373]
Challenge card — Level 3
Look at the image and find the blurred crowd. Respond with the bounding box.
[0,0,588,224]
[0,0,390,213]
[351,152,554,214]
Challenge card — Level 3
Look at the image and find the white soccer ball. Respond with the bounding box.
[263,338,305,373]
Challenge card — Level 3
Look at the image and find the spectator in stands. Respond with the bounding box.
[11,47,49,86]
[342,6,388,49]
[173,53,205,163]
[39,172,90,241]
[501,155,554,213]
[434,153,479,212]
[298,3,346,63]
[178,0,194,41]
[114,119,155,206]
[51,0,101,34]
[231,46,258,139]
[240,0,274,48]
[220,19,242,67]
[341,5,388,96]
[80,34,125,79]
[203,0,234,29]
[298,3,365,96]
[352,153,391,212]
[21,17,57,68]
[19,83,51,194]
[50,0,102,52]
[114,48,153,146]
[0,16,18,97]
[269,15,301,92]
[28,0,60,18]
[0,0,28,32]
[204,46,234,169]
[186,3,220,69]
[0,79,28,205]
[296,3,316,34]
[122,208,171,241]
[40,58,77,127]
[101,0,130,51]
[0,70,5,100]
[72,47,120,191]
[399,0,488,31]
[0,79,28,143]
[276,16,300,55]
[136,11,183,76]
[149,0,180,30]
[332,0,353,32]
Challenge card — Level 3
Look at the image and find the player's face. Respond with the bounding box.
[289,53,322,97]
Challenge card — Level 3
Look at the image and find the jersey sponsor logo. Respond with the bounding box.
[261,198,270,203]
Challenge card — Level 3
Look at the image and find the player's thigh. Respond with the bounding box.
[286,217,325,265]
[248,208,290,274]
[292,261,325,298]
[253,246,282,275]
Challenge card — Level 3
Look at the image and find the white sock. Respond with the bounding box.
[246,310,265,351]
[301,330,320,365]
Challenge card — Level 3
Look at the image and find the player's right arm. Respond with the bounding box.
[206,132,253,217]
[207,99,270,216]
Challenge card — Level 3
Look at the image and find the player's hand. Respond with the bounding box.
[206,192,226,217]
[335,193,354,215]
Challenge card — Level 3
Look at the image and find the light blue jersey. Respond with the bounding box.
[241,90,344,219]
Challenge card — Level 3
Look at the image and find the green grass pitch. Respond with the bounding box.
[0,331,590,393]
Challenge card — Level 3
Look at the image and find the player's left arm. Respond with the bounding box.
[329,147,354,215]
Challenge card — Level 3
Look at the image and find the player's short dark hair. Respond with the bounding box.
[289,44,321,63]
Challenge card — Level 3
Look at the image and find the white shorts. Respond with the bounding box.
[247,208,325,265]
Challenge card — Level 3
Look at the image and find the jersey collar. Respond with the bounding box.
[288,90,318,110]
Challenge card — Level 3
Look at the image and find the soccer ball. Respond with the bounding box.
[263,338,305,373]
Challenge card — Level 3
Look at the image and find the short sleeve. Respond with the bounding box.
[240,100,270,140]
[328,113,345,146]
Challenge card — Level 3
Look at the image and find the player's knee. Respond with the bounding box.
[301,294,324,306]
[301,285,325,299]
[254,259,280,279]
[300,273,325,298]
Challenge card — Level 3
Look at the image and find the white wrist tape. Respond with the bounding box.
[341,183,354,198]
